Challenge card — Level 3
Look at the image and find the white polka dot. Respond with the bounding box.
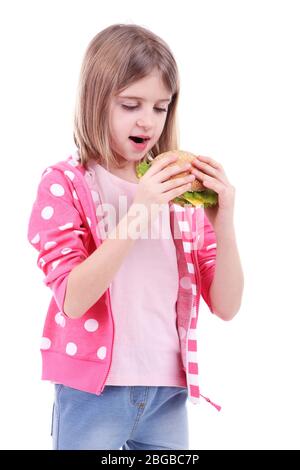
[69,159,78,167]
[51,260,60,270]
[31,233,40,244]
[44,241,57,250]
[61,247,72,255]
[39,257,46,267]
[41,337,51,350]
[66,342,77,356]
[86,217,91,227]
[97,346,107,360]
[50,183,65,197]
[91,190,99,202]
[74,230,85,235]
[55,312,66,327]
[41,206,54,220]
[180,276,192,289]
[59,223,73,231]
[64,170,75,181]
[84,319,99,332]
[73,190,78,200]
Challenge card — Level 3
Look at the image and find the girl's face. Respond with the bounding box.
[109,69,172,169]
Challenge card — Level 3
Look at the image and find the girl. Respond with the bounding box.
[27,24,243,450]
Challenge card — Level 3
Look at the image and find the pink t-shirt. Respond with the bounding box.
[90,161,187,387]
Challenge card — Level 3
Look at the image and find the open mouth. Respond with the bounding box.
[129,136,150,144]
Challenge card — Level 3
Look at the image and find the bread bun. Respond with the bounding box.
[154,150,205,191]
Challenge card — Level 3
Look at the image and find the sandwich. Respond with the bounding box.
[136,150,218,207]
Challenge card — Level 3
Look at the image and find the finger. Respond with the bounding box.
[193,155,229,178]
[161,173,195,191]
[166,181,194,201]
[194,155,223,170]
[155,161,192,183]
[191,160,218,177]
[191,162,228,184]
[145,154,178,178]
[200,174,223,193]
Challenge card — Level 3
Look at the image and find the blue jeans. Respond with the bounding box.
[52,384,189,450]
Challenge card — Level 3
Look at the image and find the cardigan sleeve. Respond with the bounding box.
[27,167,90,317]
[196,210,217,313]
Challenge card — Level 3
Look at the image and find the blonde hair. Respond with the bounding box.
[73,23,180,170]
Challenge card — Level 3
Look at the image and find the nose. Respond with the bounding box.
[136,119,152,130]
[136,109,155,129]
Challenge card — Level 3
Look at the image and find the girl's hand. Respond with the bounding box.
[129,155,195,235]
[133,154,195,213]
[191,155,236,234]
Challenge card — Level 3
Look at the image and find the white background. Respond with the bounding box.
[1,0,299,450]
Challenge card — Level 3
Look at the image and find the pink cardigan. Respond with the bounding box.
[27,151,221,410]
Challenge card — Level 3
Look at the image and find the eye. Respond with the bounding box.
[121,105,167,113]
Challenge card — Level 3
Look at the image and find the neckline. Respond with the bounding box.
[95,162,139,186]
